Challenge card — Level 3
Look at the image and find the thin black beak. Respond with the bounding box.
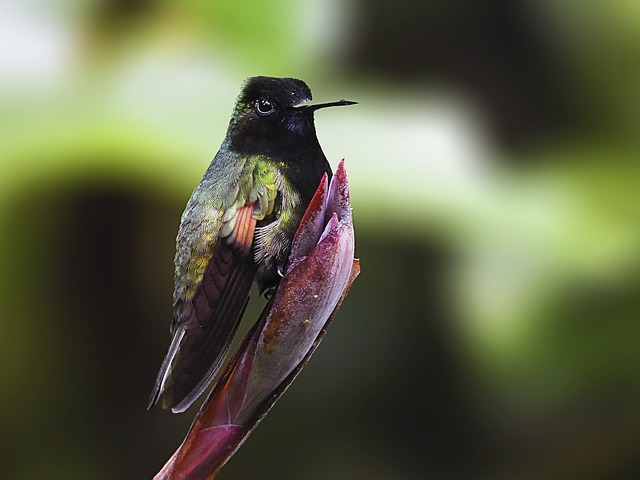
[294,99,358,112]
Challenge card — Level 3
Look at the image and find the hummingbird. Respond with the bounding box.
[148,76,356,413]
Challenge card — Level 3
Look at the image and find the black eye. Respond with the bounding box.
[255,98,275,116]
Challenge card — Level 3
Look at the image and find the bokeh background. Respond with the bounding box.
[2,1,640,479]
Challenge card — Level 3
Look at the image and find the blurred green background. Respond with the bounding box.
[2,1,640,479]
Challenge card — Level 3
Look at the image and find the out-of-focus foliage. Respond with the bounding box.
[1,1,639,479]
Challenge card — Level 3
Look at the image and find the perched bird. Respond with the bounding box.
[148,76,356,413]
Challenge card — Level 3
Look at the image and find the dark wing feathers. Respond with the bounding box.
[148,205,258,412]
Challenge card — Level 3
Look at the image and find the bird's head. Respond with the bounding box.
[226,76,356,157]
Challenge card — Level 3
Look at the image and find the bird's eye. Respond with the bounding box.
[255,98,275,116]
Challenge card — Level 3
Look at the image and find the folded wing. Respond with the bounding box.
[148,204,257,413]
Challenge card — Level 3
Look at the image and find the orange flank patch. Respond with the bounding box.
[228,204,257,256]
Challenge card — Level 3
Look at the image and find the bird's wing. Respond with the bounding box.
[149,158,279,413]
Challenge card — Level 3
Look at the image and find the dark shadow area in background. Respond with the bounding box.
[349,0,573,151]
[2,182,189,479]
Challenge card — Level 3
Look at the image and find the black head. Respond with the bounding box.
[225,76,356,159]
